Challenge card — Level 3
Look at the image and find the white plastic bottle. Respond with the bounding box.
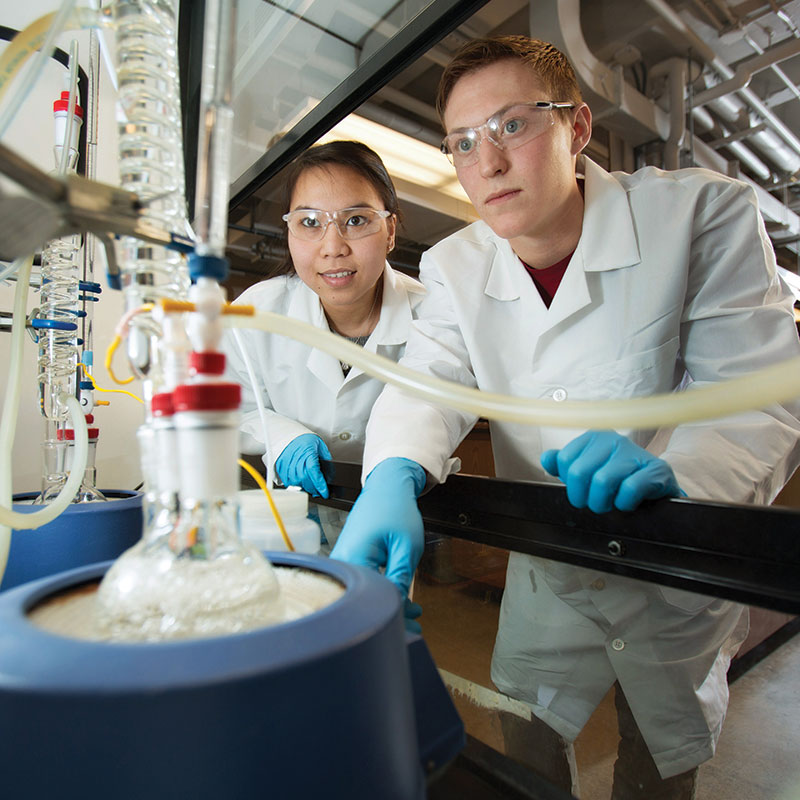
[238,488,322,554]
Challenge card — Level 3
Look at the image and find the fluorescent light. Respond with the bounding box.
[318,113,473,204]
[272,98,477,220]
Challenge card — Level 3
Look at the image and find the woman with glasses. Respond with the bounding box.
[222,140,425,551]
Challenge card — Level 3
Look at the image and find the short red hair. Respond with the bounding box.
[436,35,582,122]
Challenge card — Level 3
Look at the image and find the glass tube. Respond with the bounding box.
[112,0,190,377]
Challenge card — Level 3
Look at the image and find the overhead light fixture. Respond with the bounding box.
[317,113,472,205]
[270,98,477,223]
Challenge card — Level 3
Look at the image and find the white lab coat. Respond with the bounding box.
[362,156,800,777]
[222,263,426,546]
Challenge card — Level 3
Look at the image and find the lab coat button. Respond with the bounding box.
[338,432,351,441]
[552,388,567,402]
[592,579,605,591]
[611,638,625,651]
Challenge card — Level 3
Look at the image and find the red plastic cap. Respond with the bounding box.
[56,428,99,440]
[173,382,240,412]
[189,350,226,376]
[53,91,84,119]
[151,392,175,417]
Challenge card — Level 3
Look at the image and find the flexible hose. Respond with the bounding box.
[225,311,800,430]
[0,256,34,576]
[0,395,88,533]
[0,259,21,283]
[0,3,97,138]
[0,251,89,586]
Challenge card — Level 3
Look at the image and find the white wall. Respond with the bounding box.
[1,3,144,495]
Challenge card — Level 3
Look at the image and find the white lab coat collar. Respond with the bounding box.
[483,155,641,304]
[578,155,641,273]
[287,262,422,391]
[371,261,425,347]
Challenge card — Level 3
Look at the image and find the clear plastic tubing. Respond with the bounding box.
[0,2,78,137]
[38,44,82,422]
[225,311,800,430]
[192,0,236,259]
[0,393,89,532]
[112,0,190,375]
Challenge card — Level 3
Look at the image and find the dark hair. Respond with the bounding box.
[272,140,400,277]
[436,35,582,122]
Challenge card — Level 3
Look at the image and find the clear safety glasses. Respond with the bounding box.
[440,101,576,167]
[282,207,391,241]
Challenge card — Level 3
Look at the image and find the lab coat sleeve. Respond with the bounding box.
[220,326,315,468]
[362,254,479,484]
[661,179,800,503]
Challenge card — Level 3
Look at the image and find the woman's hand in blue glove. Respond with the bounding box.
[404,599,423,635]
[275,433,332,498]
[331,457,427,598]
[541,430,683,513]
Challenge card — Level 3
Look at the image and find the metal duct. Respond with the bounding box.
[700,85,800,175]
[529,0,670,147]
[643,0,800,173]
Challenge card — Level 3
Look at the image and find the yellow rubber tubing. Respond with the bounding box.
[225,311,800,429]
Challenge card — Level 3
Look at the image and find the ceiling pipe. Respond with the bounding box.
[709,0,736,25]
[373,85,442,125]
[530,0,798,250]
[530,0,773,178]
[358,101,443,147]
[693,37,800,107]
[698,83,800,175]
[642,0,800,168]
[690,106,772,180]
[741,32,800,106]
[651,58,688,170]
[529,0,669,146]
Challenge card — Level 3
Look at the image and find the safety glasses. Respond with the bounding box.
[282,207,391,241]
[440,101,576,167]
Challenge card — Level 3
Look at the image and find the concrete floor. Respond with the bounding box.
[415,545,800,800]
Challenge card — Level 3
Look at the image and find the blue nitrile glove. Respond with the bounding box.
[331,457,427,598]
[404,599,423,635]
[541,430,683,513]
[275,433,332,498]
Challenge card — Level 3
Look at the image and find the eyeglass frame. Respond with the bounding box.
[282,206,392,241]
[440,101,577,166]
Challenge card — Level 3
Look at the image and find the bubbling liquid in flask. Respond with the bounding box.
[96,536,284,641]
[95,379,285,642]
